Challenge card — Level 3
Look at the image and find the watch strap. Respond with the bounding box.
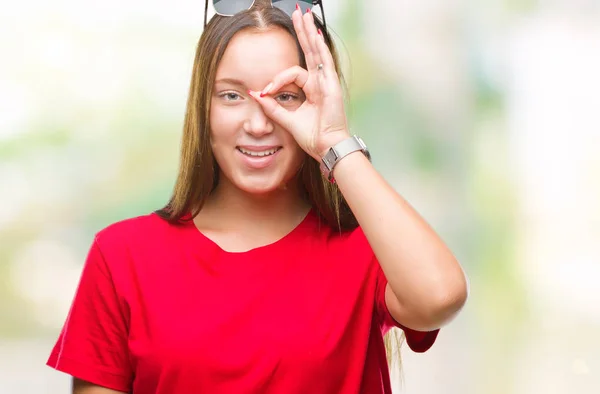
[320,135,371,182]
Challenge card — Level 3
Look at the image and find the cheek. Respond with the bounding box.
[209,104,244,143]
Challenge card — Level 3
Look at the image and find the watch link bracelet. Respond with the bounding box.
[320,135,371,183]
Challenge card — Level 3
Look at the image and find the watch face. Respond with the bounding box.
[319,159,330,174]
[321,151,334,170]
[319,161,335,183]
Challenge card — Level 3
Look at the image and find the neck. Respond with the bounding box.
[199,176,311,230]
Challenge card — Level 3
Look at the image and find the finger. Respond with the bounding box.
[315,30,334,74]
[248,91,294,131]
[303,9,322,71]
[260,66,309,96]
[292,8,317,71]
[314,29,340,94]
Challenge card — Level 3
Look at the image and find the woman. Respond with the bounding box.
[47,1,468,393]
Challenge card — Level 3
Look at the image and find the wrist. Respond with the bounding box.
[327,149,371,183]
[317,134,371,182]
[316,131,352,160]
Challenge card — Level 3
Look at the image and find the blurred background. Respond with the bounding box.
[1,0,599,392]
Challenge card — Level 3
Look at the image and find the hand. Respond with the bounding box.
[248,8,350,161]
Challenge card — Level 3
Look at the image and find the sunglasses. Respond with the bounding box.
[204,0,327,32]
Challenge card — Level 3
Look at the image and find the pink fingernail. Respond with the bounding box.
[318,29,322,36]
[296,3,299,11]
[260,82,273,97]
[306,8,311,13]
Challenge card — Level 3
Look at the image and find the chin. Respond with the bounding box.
[234,176,290,195]
[216,150,305,196]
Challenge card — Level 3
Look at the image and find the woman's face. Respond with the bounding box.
[210,27,307,195]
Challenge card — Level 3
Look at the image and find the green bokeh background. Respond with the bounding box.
[1,0,598,393]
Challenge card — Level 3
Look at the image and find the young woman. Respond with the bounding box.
[47,1,468,393]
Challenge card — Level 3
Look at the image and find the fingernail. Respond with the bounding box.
[306,8,311,13]
[296,3,299,11]
[260,82,273,97]
[318,29,322,36]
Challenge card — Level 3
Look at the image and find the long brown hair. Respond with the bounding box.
[155,0,403,370]
[155,0,355,232]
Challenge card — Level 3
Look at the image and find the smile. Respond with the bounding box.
[236,146,282,169]
[237,147,282,157]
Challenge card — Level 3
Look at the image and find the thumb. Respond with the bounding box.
[248,90,294,130]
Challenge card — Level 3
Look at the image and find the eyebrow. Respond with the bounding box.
[214,78,247,87]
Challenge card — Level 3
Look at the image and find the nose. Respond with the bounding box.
[243,102,274,137]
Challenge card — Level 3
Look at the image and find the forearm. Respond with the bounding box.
[332,151,468,327]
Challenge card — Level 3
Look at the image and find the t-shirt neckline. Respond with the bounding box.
[185,208,318,256]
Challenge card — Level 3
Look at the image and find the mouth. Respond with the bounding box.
[236,146,282,157]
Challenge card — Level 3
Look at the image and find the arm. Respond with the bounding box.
[46,237,133,393]
[246,8,467,331]
[333,151,468,332]
[73,379,127,394]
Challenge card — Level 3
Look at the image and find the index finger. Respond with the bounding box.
[260,65,309,96]
[292,8,317,70]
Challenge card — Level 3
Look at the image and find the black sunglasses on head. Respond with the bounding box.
[204,0,327,32]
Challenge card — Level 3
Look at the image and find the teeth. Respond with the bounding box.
[238,147,279,157]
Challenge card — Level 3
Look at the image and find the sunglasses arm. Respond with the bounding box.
[315,0,327,33]
[204,0,209,27]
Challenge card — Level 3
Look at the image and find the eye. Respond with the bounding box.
[219,91,242,101]
[276,93,299,103]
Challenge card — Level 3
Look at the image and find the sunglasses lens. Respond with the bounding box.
[213,0,255,16]
[272,0,313,17]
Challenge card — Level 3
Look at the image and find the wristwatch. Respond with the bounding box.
[320,135,371,182]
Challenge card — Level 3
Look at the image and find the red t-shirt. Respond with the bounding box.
[47,209,438,393]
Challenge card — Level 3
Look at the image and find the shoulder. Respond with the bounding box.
[89,213,187,285]
[93,212,180,255]
[96,212,164,240]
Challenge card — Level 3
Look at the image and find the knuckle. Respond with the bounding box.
[270,79,281,90]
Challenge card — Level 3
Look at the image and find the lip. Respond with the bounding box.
[237,145,281,152]
[236,146,282,169]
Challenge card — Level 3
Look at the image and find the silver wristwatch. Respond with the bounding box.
[320,135,371,182]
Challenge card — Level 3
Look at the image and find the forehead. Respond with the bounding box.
[216,27,300,83]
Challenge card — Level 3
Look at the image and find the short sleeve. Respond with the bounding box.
[374,261,440,353]
[46,238,132,392]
